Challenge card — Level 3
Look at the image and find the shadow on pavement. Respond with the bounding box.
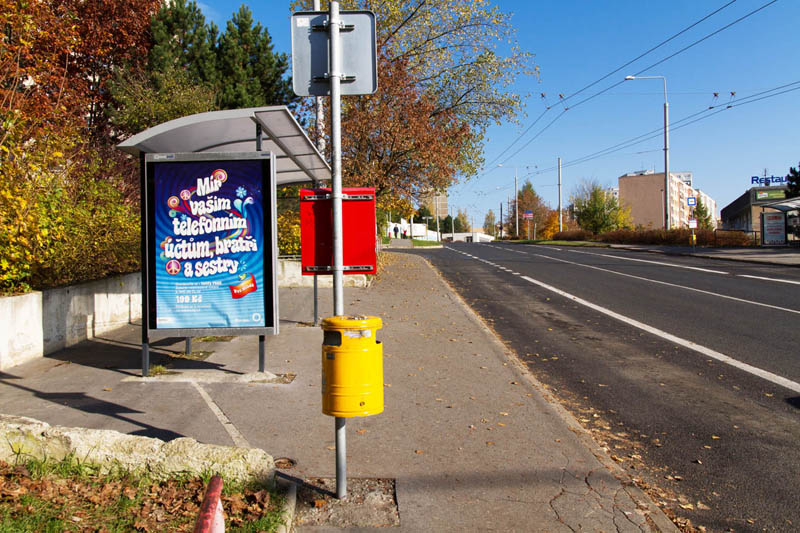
[0,377,184,441]
[44,336,239,375]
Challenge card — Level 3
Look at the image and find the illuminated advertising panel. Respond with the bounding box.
[144,152,277,335]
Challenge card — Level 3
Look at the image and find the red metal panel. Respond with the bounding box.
[300,187,377,275]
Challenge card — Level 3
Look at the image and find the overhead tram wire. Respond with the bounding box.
[498,0,780,165]
[528,80,800,175]
[485,0,739,168]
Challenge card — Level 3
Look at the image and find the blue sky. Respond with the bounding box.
[201,1,799,222]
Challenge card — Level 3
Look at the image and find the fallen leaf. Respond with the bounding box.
[711,435,720,440]
[486,441,495,446]
[499,412,509,416]
[314,499,327,508]
[356,429,367,435]
[103,387,112,392]
[326,446,335,450]
[384,384,392,387]
[679,503,694,510]
[497,423,506,427]
[435,398,443,402]
[509,381,519,385]
[697,502,711,511]
[415,449,424,454]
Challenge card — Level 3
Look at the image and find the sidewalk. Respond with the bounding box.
[608,243,800,267]
[0,252,676,531]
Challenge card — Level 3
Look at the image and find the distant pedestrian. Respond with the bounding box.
[393,225,399,239]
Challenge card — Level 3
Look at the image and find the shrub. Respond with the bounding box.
[553,229,593,241]
[0,119,140,294]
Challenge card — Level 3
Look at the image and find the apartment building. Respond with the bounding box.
[618,170,717,229]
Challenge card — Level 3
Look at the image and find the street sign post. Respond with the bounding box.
[291,3,377,500]
[688,196,697,207]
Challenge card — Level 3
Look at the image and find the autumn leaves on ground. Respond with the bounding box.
[0,457,284,531]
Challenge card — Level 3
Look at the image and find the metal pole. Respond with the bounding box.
[312,0,323,327]
[435,194,440,241]
[139,151,150,378]
[558,157,563,232]
[185,338,192,356]
[500,202,503,239]
[663,78,670,230]
[258,335,265,372]
[514,168,518,238]
[329,0,346,500]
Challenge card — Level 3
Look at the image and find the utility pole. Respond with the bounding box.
[435,194,441,241]
[514,168,518,238]
[312,0,324,328]
[500,202,503,239]
[558,157,563,232]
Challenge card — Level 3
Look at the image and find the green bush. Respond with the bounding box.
[0,123,140,294]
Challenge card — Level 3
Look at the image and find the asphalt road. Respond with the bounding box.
[417,243,800,533]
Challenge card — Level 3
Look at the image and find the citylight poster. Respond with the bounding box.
[146,154,273,330]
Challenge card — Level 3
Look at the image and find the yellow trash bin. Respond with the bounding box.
[321,315,384,417]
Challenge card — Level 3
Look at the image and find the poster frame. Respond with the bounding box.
[142,151,278,339]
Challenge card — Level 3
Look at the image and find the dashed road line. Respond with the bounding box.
[447,246,800,393]
[565,249,729,275]
[739,274,800,285]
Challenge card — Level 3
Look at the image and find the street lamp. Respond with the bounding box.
[625,75,670,230]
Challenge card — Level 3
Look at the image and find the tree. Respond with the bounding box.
[216,5,294,110]
[149,0,218,86]
[786,163,800,199]
[693,198,713,230]
[294,0,535,189]
[110,67,216,136]
[571,180,630,234]
[455,209,470,232]
[483,210,496,235]
[338,54,471,202]
[539,210,560,240]
[513,180,549,238]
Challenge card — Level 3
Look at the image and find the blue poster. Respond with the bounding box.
[152,159,267,329]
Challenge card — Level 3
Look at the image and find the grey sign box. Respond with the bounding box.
[291,11,377,97]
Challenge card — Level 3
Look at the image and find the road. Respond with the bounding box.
[417,242,800,532]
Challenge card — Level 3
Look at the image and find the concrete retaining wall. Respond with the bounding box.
[0,260,368,370]
[1,273,141,371]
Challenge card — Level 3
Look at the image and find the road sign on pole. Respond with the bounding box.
[687,196,697,207]
[291,11,377,97]
[291,4,377,501]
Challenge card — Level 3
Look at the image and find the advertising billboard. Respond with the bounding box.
[144,152,278,336]
[761,212,787,246]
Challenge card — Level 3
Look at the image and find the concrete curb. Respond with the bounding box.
[275,478,297,533]
[0,414,275,485]
[417,254,680,532]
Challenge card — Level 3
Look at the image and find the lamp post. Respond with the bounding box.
[625,75,670,230]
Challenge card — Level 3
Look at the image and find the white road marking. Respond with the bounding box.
[191,381,250,448]
[740,274,800,285]
[565,249,729,275]
[517,274,800,394]
[531,253,800,316]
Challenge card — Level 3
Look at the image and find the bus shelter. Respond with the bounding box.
[118,106,330,376]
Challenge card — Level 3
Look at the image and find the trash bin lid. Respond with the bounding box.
[321,315,382,331]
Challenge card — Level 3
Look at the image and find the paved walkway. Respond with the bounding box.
[610,243,800,266]
[0,251,677,531]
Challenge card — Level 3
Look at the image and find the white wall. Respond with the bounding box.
[0,260,366,370]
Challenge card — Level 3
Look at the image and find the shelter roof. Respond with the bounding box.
[763,197,800,212]
[117,106,330,185]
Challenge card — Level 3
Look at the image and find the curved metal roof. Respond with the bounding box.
[764,197,800,212]
[117,106,330,185]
